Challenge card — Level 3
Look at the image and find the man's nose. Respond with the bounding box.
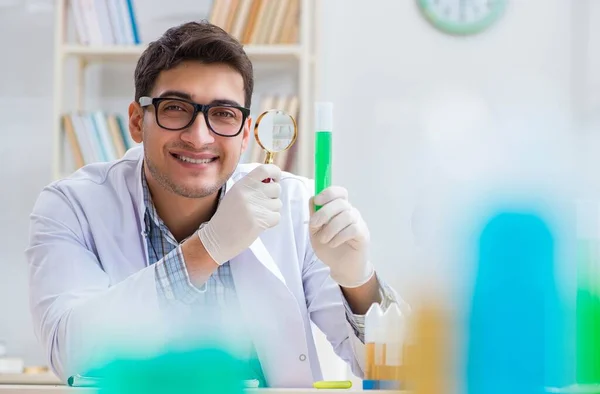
[181,113,215,146]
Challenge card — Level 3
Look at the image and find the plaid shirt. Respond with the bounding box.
[143,171,398,344]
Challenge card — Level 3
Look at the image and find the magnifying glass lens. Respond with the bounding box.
[254,110,298,181]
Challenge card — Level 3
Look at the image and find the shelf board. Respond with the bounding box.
[0,372,62,385]
[61,44,303,62]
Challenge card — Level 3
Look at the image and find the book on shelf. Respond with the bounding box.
[209,0,300,45]
[68,0,140,46]
[246,94,300,172]
[63,111,138,169]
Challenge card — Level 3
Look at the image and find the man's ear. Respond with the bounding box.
[240,116,252,152]
[128,101,144,144]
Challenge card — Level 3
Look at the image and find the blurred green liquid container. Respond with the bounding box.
[97,346,249,394]
[576,200,600,384]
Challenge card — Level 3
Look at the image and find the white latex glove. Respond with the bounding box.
[309,186,375,288]
[198,164,282,265]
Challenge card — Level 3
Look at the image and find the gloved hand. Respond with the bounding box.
[198,164,282,265]
[308,186,375,288]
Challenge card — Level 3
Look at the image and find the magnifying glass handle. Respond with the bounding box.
[262,152,275,183]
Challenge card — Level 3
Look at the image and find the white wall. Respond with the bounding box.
[0,4,55,365]
[0,0,599,378]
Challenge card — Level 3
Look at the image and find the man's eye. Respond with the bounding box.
[164,105,185,111]
[214,111,235,117]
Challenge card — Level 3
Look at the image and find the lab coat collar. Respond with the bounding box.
[123,146,147,235]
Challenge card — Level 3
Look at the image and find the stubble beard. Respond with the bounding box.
[145,152,229,198]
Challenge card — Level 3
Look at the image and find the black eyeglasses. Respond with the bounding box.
[139,96,251,137]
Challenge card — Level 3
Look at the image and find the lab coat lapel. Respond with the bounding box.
[247,237,286,285]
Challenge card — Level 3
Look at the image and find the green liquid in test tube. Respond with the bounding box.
[576,201,600,384]
[314,102,333,211]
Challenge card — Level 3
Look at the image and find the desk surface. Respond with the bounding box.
[0,385,404,393]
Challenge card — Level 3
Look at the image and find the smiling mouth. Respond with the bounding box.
[171,153,218,164]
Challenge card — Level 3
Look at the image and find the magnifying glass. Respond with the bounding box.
[253,109,298,181]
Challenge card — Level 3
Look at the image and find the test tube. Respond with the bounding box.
[314,102,333,210]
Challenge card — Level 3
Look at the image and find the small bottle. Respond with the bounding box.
[382,303,405,383]
[365,303,383,382]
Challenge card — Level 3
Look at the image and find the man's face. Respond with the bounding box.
[129,61,250,198]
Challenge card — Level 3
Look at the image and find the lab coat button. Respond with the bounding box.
[299,354,306,361]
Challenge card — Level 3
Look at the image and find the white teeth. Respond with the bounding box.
[176,155,215,164]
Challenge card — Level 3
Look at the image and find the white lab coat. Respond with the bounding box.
[25,146,367,387]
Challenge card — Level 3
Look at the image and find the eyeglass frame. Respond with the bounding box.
[138,96,251,137]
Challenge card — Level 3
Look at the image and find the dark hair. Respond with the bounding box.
[134,21,254,107]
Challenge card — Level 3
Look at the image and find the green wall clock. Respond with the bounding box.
[416,0,508,36]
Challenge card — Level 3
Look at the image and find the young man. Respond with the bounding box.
[26,21,403,388]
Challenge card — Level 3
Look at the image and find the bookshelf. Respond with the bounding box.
[53,0,317,180]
